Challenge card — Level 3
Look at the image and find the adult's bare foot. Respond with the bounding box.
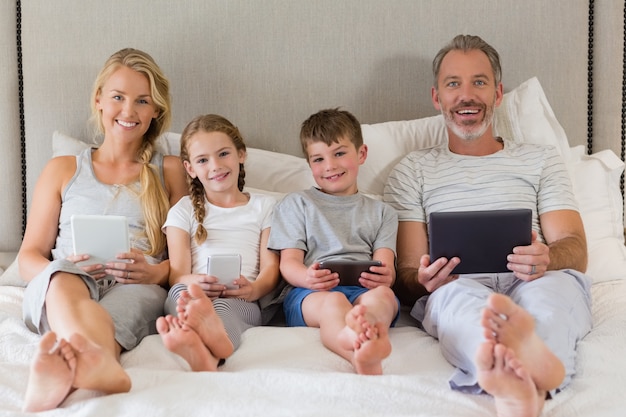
[476,342,543,417]
[176,283,234,360]
[22,332,76,412]
[69,333,131,394]
[481,293,565,391]
[157,315,220,371]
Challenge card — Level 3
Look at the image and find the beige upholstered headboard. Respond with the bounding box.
[0,0,623,255]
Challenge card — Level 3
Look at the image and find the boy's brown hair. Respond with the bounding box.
[299,108,363,156]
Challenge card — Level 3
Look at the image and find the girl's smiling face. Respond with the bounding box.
[183,130,246,196]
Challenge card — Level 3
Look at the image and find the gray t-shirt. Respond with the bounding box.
[268,187,398,266]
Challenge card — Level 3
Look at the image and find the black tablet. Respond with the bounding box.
[428,209,532,274]
[318,259,382,287]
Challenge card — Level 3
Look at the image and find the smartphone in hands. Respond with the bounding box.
[207,254,242,289]
[318,259,382,287]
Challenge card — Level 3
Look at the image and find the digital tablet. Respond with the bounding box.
[318,259,382,287]
[428,209,532,274]
[71,214,130,266]
[207,253,242,289]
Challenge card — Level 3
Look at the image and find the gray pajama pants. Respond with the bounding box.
[23,259,166,350]
[165,283,261,350]
[411,269,592,395]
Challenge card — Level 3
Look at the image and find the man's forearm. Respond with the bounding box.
[547,235,588,273]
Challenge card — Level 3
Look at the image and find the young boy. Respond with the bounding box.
[268,108,399,375]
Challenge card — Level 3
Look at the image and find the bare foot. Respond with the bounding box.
[157,315,220,371]
[476,342,543,417]
[481,293,565,391]
[177,283,234,359]
[338,305,391,375]
[23,332,76,412]
[69,333,131,394]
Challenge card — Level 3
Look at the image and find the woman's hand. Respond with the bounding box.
[65,253,107,279]
[105,248,164,285]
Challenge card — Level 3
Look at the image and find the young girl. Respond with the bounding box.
[19,48,187,411]
[156,114,280,371]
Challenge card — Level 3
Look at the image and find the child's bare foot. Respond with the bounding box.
[69,333,131,394]
[22,332,76,412]
[157,315,220,371]
[339,305,391,375]
[476,342,543,417]
[177,283,234,359]
[481,293,565,391]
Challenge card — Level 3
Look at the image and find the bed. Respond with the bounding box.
[1,1,625,416]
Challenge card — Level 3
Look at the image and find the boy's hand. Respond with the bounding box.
[306,263,340,290]
[358,261,394,289]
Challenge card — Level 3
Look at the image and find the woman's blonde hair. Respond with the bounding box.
[90,48,172,256]
[179,114,247,245]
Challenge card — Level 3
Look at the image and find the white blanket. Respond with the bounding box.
[1,281,625,416]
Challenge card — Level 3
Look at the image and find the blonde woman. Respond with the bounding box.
[19,48,187,411]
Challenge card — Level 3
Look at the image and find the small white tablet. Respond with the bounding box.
[207,254,241,289]
[71,214,130,266]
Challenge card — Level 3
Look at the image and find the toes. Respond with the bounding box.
[156,316,169,334]
[187,283,206,300]
[487,293,516,317]
[475,341,496,371]
[69,333,89,353]
[39,332,59,354]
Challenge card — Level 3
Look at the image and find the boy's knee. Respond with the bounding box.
[363,286,396,306]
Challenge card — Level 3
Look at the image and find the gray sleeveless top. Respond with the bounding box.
[51,148,165,264]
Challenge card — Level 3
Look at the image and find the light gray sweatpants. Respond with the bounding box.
[165,283,261,350]
[23,259,166,350]
[411,269,592,395]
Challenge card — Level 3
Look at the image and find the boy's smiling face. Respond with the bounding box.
[305,136,367,196]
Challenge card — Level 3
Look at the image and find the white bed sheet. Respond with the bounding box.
[0,281,624,417]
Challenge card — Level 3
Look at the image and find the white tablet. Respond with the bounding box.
[71,214,130,266]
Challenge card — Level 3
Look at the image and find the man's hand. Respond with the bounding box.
[507,230,550,281]
[418,254,460,293]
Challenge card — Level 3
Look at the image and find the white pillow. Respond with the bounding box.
[245,148,315,193]
[358,77,571,196]
[569,145,626,283]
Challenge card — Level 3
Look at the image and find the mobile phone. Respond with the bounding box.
[207,254,242,289]
[318,259,382,287]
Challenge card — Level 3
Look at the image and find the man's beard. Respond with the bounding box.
[440,99,495,141]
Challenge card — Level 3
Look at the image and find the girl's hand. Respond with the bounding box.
[306,263,340,291]
[65,253,107,279]
[197,274,228,299]
[221,275,252,300]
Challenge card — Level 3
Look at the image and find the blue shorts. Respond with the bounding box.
[283,285,401,327]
